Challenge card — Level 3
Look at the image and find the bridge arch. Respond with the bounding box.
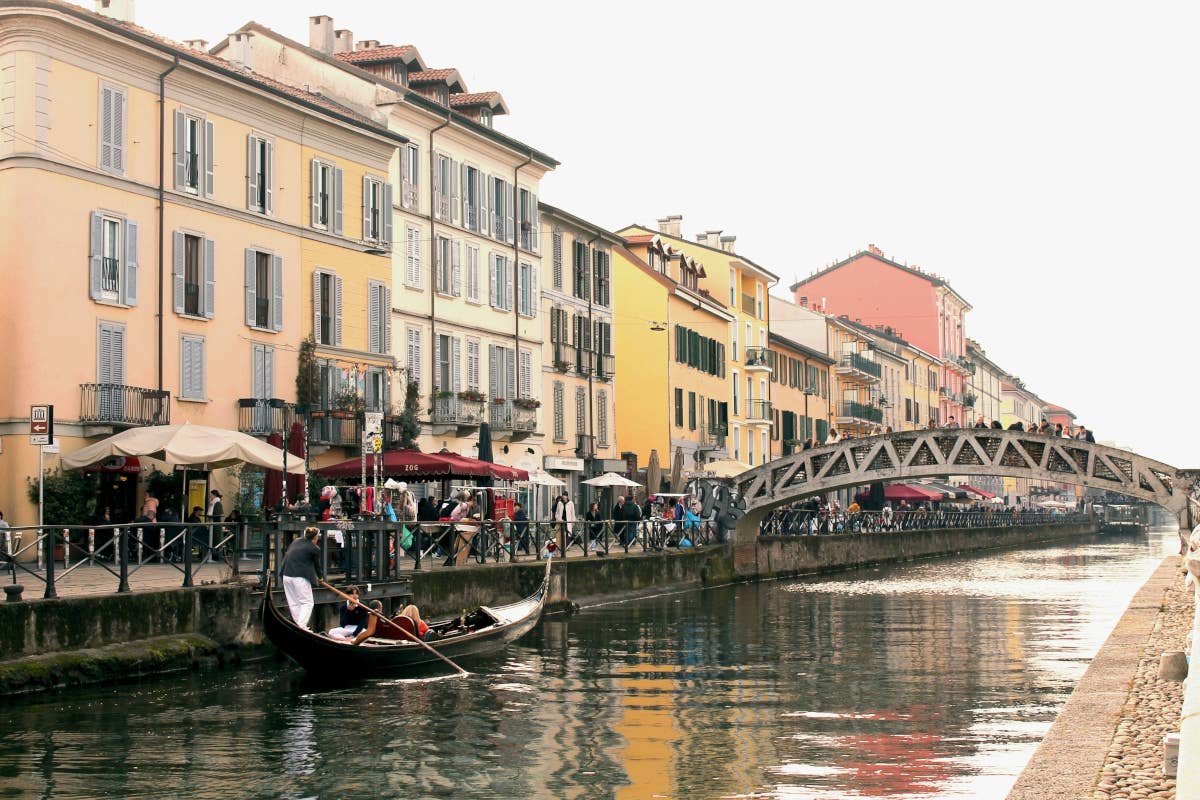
[731,430,1199,540]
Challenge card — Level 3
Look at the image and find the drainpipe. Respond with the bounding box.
[583,231,601,505]
[156,55,179,393]
[427,110,451,397]
[511,151,533,355]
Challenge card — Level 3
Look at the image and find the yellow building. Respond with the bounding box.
[620,217,778,468]
[766,332,833,456]
[0,1,399,524]
[615,235,734,474]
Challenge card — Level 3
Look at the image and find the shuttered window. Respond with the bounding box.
[88,212,138,306]
[400,143,419,211]
[310,159,343,234]
[674,388,683,428]
[518,188,538,252]
[519,349,533,399]
[597,390,609,447]
[551,229,563,289]
[517,261,538,317]
[552,382,565,442]
[592,250,610,307]
[368,280,391,354]
[246,134,273,214]
[465,245,480,302]
[252,343,274,400]
[405,226,422,288]
[173,110,213,197]
[575,387,586,436]
[488,345,516,400]
[243,249,283,331]
[312,270,342,346]
[361,175,392,244]
[179,334,206,401]
[99,83,126,174]
[489,254,512,311]
[466,339,480,391]
[462,164,487,233]
[573,240,590,300]
[406,327,423,394]
[490,176,513,243]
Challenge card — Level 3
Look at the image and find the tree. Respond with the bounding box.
[397,380,421,450]
[27,469,97,526]
[295,337,319,409]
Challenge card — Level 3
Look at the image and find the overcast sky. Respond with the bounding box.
[123,0,1198,468]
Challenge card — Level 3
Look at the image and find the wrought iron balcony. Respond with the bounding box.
[577,349,595,376]
[80,384,170,427]
[553,342,577,372]
[488,400,538,436]
[237,398,296,436]
[836,352,882,382]
[700,422,727,450]
[962,392,977,407]
[519,221,539,253]
[308,410,362,447]
[432,396,485,427]
[596,353,615,380]
[837,401,883,425]
[745,399,773,424]
[744,346,773,373]
[576,433,596,458]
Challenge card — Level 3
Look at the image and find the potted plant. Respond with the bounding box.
[492,397,508,405]
[458,389,485,403]
[332,387,361,419]
[512,397,541,410]
[554,359,571,371]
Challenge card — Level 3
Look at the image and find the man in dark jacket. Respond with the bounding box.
[281,526,324,627]
[620,495,642,548]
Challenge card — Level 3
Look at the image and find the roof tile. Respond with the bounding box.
[334,45,415,64]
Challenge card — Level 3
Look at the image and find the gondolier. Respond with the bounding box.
[281,527,324,627]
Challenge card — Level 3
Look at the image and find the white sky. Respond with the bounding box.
[123,0,1198,468]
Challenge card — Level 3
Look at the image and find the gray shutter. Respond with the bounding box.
[100,86,113,170]
[263,140,274,214]
[173,110,186,189]
[460,163,469,227]
[88,212,103,299]
[529,263,538,318]
[332,167,344,235]
[244,250,256,326]
[310,160,320,227]
[488,256,498,308]
[381,183,393,244]
[432,334,442,391]
[488,345,500,399]
[247,136,258,210]
[478,171,489,235]
[203,119,214,198]
[252,345,266,399]
[174,233,189,314]
[264,345,274,397]
[362,175,372,240]
[311,270,321,342]
[111,88,125,172]
[505,348,516,399]
[505,181,515,244]
[180,338,192,400]
[452,337,462,393]
[382,286,391,354]
[334,274,343,346]
[451,241,461,296]
[368,283,380,354]
[123,220,138,306]
[194,338,206,399]
[271,255,283,332]
[400,145,413,207]
[432,153,442,220]
[202,237,215,319]
[450,159,460,224]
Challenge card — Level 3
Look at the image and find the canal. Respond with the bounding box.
[0,528,1176,799]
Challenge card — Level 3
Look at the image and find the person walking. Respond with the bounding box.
[620,494,642,548]
[551,491,576,554]
[945,416,959,428]
[612,495,628,546]
[281,526,323,628]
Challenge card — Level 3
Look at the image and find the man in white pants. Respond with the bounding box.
[281,527,323,627]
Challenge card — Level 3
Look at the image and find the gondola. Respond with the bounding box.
[262,559,552,676]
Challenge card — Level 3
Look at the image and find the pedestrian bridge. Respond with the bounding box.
[729,429,1199,534]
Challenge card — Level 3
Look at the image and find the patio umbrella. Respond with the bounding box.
[315,449,528,481]
[854,483,944,502]
[262,432,284,510]
[698,458,749,480]
[62,422,305,473]
[669,447,686,493]
[646,449,662,496]
[285,421,306,503]
[476,422,494,516]
[525,471,566,487]
[582,472,642,488]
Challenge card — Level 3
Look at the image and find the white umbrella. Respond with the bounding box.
[62,422,305,473]
[582,472,641,488]
[524,470,567,487]
[695,458,750,480]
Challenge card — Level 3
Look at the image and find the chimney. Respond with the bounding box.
[719,234,737,253]
[800,296,808,307]
[356,40,381,51]
[224,32,252,70]
[309,15,335,55]
[183,39,208,52]
[657,215,682,238]
[700,230,722,248]
[94,0,134,22]
[333,30,354,54]
[868,243,883,256]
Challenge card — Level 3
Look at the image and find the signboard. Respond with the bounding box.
[544,456,584,472]
[363,412,383,436]
[362,433,382,455]
[30,404,53,445]
[41,443,60,454]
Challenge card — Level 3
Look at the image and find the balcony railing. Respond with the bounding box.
[308,411,362,447]
[237,398,296,436]
[741,293,756,316]
[576,433,596,458]
[488,400,538,435]
[596,353,615,380]
[838,401,883,424]
[553,342,577,372]
[700,422,727,450]
[577,350,595,376]
[962,393,977,407]
[101,256,120,293]
[744,346,772,371]
[432,396,485,427]
[837,352,882,381]
[519,222,539,253]
[745,399,773,423]
[80,384,170,427]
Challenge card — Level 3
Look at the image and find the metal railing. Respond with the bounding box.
[744,346,772,369]
[760,508,1089,536]
[80,384,170,426]
[101,256,120,293]
[839,400,883,424]
[576,433,596,458]
[237,398,297,436]
[553,342,577,372]
[596,353,615,380]
[309,410,361,447]
[839,352,883,379]
[746,399,773,422]
[433,396,485,426]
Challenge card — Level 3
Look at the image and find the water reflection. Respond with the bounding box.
[0,529,1174,800]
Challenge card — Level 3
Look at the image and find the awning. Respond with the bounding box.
[958,484,996,499]
[82,455,142,474]
[856,483,944,502]
[922,481,969,500]
[315,449,528,482]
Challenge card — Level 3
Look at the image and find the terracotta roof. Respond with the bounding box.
[409,68,458,83]
[791,248,972,310]
[334,45,416,64]
[623,234,654,244]
[450,91,499,107]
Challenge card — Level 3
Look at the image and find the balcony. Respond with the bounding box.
[552,342,577,373]
[596,353,615,381]
[836,401,883,427]
[744,346,773,373]
[699,422,727,452]
[488,400,538,439]
[308,410,362,448]
[745,399,773,425]
[577,350,595,376]
[741,293,756,316]
[519,221,539,253]
[576,433,596,459]
[962,392,977,408]
[80,384,170,427]
[432,396,485,429]
[237,398,297,436]
[836,352,882,383]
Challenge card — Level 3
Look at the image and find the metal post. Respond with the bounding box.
[117,527,130,593]
[182,524,194,588]
[43,528,57,599]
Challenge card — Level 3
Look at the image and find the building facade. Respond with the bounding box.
[766,332,833,456]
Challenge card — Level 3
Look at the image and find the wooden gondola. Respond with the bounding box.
[262,559,552,676]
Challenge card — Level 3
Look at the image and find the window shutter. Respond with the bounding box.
[100,86,113,170]
[488,256,498,308]
[88,212,103,299]
[467,340,479,390]
[519,349,532,397]
[332,167,344,235]
[506,181,516,244]
[381,183,393,244]
[245,250,257,326]
[382,286,391,353]
[432,153,443,220]
[406,226,419,286]
[111,88,125,172]
[180,338,192,400]
[173,232,186,313]
[505,348,516,399]
[452,337,462,393]
[451,241,462,296]
[173,110,186,189]
[476,170,488,236]
[432,334,442,391]
[123,220,138,306]
[264,140,274,214]
[310,160,321,227]
[550,307,560,343]
[203,119,214,198]
[369,283,381,354]
[401,145,413,207]
[450,159,460,224]
[202,237,215,319]
[362,175,372,240]
[551,230,563,289]
[195,338,206,399]
[488,345,500,399]
[529,263,538,318]
[252,345,266,399]
[311,270,322,342]
[247,136,259,210]
[334,274,344,346]
[271,255,284,332]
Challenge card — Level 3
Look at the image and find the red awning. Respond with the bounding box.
[315,449,528,482]
[859,483,945,502]
[83,456,141,474]
[959,484,996,499]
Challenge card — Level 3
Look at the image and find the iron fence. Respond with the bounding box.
[760,508,1090,536]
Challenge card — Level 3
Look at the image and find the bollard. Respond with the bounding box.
[117,527,130,593]
[1161,651,1189,682]
[3,584,24,602]
[43,529,58,599]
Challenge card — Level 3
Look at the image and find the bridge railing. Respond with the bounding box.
[760,508,1090,536]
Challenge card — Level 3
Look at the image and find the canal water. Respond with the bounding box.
[0,528,1177,800]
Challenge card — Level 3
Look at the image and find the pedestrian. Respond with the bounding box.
[1054,423,1064,437]
[551,491,576,553]
[280,526,323,628]
[990,420,1003,429]
[1083,426,1095,443]
[620,494,642,548]
[825,428,840,445]
[207,490,224,522]
[140,489,159,520]
[945,416,959,428]
[512,501,530,555]
[0,510,10,568]
[975,416,987,428]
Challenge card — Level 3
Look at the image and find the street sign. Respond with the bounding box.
[41,443,60,454]
[362,433,382,455]
[30,405,49,435]
[363,411,383,436]
[29,434,49,445]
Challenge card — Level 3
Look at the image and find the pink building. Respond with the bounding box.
[790,245,973,426]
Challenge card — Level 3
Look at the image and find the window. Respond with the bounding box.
[762,431,768,464]
[575,386,586,435]
[247,134,273,214]
[518,188,538,252]
[674,388,684,428]
[406,326,423,394]
[312,270,342,346]
[592,250,610,307]
[465,245,480,302]
[310,159,343,234]
[748,428,755,466]
[405,226,422,288]
[731,322,738,361]
[905,398,913,423]
[572,240,590,300]
[729,269,736,306]
[434,333,453,392]
[680,260,698,290]
[88,212,138,306]
[364,367,388,412]
[479,107,493,128]
[597,391,609,447]
[436,236,453,295]
[553,382,565,442]
[171,232,213,319]
[392,64,407,85]
[361,175,392,244]
[179,334,205,401]
[462,164,486,233]
[674,325,725,377]
[489,254,512,311]
[491,176,513,243]
[732,370,740,413]
[551,229,563,289]
[99,83,126,174]
[914,401,921,424]
[517,261,538,317]
[756,284,764,318]
[688,391,696,431]
[368,280,391,354]
[466,339,480,390]
[488,345,516,400]
[243,249,283,331]
[434,85,449,105]
[251,343,274,405]
[433,152,454,222]
[732,425,741,462]
[400,143,419,211]
[173,110,212,196]
[519,349,534,399]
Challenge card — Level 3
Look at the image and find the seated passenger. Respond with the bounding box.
[398,604,431,641]
[351,600,386,645]
[328,585,368,640]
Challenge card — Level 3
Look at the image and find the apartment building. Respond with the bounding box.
[0,1,399,523]
[765,332,833,456]
[966,339,1005,427]
[211,15,557,475]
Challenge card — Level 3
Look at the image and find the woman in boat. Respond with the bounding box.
[327,585,368,640]
[398,605,431,640]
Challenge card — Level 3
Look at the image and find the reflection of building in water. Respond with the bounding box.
[614,664,680,800]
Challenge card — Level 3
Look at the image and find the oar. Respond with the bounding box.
[319,580,468,677]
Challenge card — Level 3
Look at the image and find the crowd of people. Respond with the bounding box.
[805,418,1098,448]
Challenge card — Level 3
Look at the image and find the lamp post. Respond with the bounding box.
[803,386,813,443]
